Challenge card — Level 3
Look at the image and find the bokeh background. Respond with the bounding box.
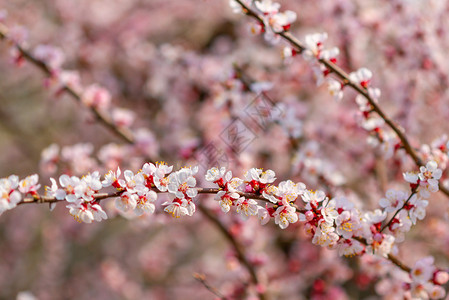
[1,0,449,299]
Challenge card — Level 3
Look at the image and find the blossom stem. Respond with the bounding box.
[193,273,227,299]
[380,187,418,232]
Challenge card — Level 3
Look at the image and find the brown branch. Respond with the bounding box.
[353,237,411,273]
[232,0,449,198]
[18,187,307,215]
[387,253,411,273]
[0,23,137,149]
[198,203,267,300]
[17,190,124,206]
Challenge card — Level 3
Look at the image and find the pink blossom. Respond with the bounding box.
[81,84,111,111]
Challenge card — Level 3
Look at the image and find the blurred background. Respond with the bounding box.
[1,0,449,299]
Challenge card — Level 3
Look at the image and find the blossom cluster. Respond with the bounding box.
[3,158,447,298]
[47,172,107,223]
[407,256,449,299]
[300,34,401,161]
[206,166,302,228]
[0,174,39,214]
[230,0,297,44]
[298,159,441,257]
[231,0,408,161]
[364,254,449,299]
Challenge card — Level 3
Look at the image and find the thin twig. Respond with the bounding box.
[193,273,227,300]
[381,187,418,232]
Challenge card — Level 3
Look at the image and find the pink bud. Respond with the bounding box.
[434,271,449,285]
[255,283,266,294]
[305,211,314,221]
[82,84,111,111]
[373,233,383,242]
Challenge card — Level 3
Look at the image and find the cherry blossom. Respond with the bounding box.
[349,68,373,88]
[407,195,429,225]
[303,32,328,60]
[273,203,298,229]
[326,78,344,102]
[119,170,146,194]
[215,190,240,213]
[111,108,135,128]
[269,10,297,32]
[168,166,199,199]
[102,167,123,189]
[67,202,107,223]
[81,84,111,111]
[235,197,259,219]
[46,178,66,201]
[141,162,173,192]
[58,174,82,203]
[75,171,103,202]
[335,210,362,239]
[18,174,41,195]
[0,175,21,213]
[254,0,280,15]
[386,210,412,243]
[243,168,276,194]
[66,203,95,223]
[301,189,327,209]
[263,179,305,203]
[115,191,138,212]
[163,194,195,218]
[411,256,435,283]
[312,221,339,248]
[134,190,157,216]
[205,167,232,188]
[379,189,407,213]
[418,161,442,193]
[33,45,65,70]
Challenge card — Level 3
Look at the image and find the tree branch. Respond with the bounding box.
[232,0,449,198]
[0,23,138,149]
[198,203,267,300]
